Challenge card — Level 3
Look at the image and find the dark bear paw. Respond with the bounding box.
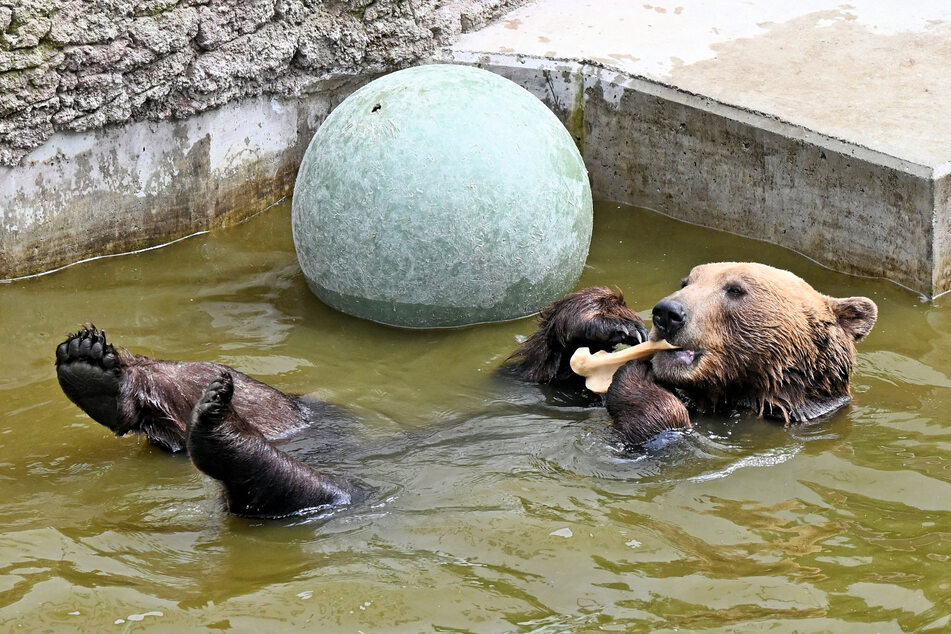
[187,371,246,480]
[56,325,123,431]
[190,371,234,431]
[187,371,352,518]
[56,325,120,371]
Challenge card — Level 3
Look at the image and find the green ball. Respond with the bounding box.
[291,64,593,328]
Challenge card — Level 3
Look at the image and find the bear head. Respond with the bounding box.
[648,262,877,422]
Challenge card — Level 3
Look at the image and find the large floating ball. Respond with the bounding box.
[291,64,593,328]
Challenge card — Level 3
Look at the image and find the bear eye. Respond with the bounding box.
[724,283,747,298]
[679,277,689,288]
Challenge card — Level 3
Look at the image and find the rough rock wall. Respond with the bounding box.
[0,0,526,166]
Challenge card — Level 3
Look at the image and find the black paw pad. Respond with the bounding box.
[191,372,235,428]
[55,325,123,431]
[56,325,120,374]
[204,372,234,405]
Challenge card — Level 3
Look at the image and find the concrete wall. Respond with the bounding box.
[934,173,951,296]
[6,2,946,296]
[0,0,526,166]
[1,0,526,279]
[583,71,935,293]
[450,52,944,296]
[2,90,341,278]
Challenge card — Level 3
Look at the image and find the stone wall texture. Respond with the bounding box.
[0,0,525,166]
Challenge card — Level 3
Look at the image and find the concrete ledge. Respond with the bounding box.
[8,0,947,298]
[445,51,944,297]
[447,0,951,298]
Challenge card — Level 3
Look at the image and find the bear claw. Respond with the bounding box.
[207,372,234,403]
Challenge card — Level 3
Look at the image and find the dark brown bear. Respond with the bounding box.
[508,262,878,446]
[56,262,876,516]
[56,326,348,517]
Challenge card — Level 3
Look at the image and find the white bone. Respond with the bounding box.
[569,339,679,393]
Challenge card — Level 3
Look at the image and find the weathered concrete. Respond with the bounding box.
[1,89,342,279]
[0,0,526,279]
[449,0,951,297]
[8,0,951,295]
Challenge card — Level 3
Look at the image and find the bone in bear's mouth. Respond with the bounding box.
[570,339,679,393]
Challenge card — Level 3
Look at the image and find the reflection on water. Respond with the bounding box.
[2,201,950,631]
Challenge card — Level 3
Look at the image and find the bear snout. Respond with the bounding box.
[652,298,687,340]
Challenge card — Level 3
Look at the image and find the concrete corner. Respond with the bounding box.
[449,0,951,296]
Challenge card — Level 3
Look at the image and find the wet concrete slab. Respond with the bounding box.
[448,0,951,296]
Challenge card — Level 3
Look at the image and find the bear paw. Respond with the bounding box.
[187,371,246,480]
[56,326,123,431]
[190,371,235,431]
[188,371,352,517]
[56,325,120,371]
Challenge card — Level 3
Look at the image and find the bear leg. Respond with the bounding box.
[187,372,352,518]
[605,361,692,447]
[55,326,124,433]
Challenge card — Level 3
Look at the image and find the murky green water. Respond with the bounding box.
[2,201,949,632]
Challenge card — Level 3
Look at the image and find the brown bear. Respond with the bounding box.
[54,295,649,518]
[55,326,352,517]
[506,262,878,446]
[55,262,876,517]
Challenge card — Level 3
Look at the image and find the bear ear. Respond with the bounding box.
[829,296,878,341]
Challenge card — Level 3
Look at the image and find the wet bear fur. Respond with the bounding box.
[56,326,346,518]
[187,372,351,517]
[502,286,649,384]
[506,262,878,446]
[55,262,876,515]
[503,285,692,446]
[55,327,319,453]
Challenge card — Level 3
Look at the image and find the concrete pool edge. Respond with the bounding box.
[4,49,945,298]
[0,80,361,282]
[0,0,533,282]
[444,50,947,298]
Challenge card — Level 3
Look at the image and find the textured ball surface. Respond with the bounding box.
[292,64,593,328]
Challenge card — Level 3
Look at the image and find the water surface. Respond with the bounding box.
[1,202,948,632]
